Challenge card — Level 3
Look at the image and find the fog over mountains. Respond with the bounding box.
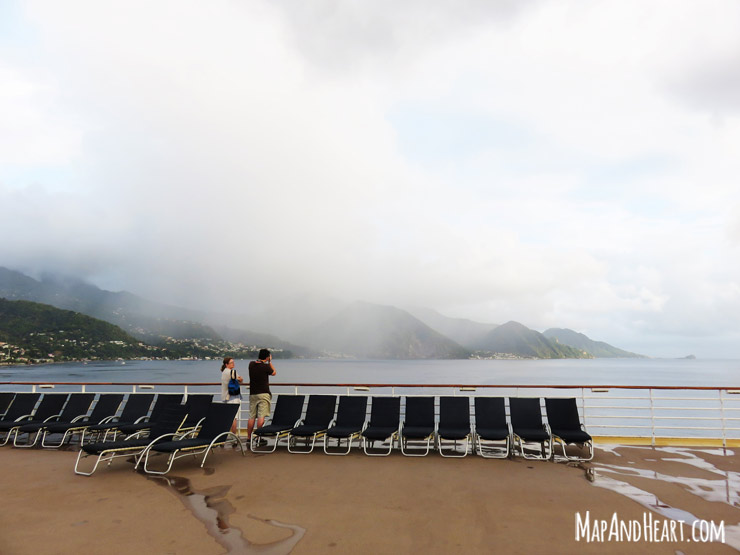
[0,267,644,360]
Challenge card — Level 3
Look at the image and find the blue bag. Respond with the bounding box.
[227,369,241,396]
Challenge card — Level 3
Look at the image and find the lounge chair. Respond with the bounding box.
[115,394,184,435]
[142,402,244,474]
[323,396,368,455]
[400,397,436,457]
[251,395,305,453]
[83,393,155,442]
[437,397,472,458]
[40,393,123,448]
[288,395,337,454]
[74,405,189,476]
[0,392,15,418]
[361,397,401,456]
[181,394,214,431]
[0,393,40,430]
[0,394,68,447]
[545,398,593,462]
[509,397,552,460]
[473,397,510,458]
[14,393,95,448]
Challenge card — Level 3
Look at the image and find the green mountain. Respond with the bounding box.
[543,328,644,358]
[0,298,153,362]
[474,321,591,359]
[0,267,218,341]
[0,268,315,355]
[306,301,470,359]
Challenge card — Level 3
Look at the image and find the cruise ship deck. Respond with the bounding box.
[1,382,739,553]
[1,443,739,554]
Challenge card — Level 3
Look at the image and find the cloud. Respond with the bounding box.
[1,0,740,357]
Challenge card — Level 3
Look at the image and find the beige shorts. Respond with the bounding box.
[249,393,272,419]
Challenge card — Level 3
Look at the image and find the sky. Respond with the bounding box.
[2,0,740,358]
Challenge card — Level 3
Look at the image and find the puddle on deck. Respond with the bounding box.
[589,446,740,551]
[148,474,305,554]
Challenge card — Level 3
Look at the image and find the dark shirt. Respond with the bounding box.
[249,361,273,395]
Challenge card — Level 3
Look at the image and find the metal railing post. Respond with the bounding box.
[581,387,586,430]
[649,389,655,446]
[720,389,727,449]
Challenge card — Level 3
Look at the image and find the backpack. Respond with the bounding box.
[227,368,241,396]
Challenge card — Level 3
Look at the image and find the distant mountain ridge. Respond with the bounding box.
[305,301,470,359]
[473,321,591,358]
[405,306,497,347]
[543,328,644,358]
[0,267,645,360]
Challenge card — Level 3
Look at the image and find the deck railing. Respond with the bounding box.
[4,382,740,446]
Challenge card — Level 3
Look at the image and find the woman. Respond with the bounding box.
[220,357,243,434]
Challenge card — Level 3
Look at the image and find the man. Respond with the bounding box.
[247,348,276,441]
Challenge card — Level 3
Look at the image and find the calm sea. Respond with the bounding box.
[2,358,739,387]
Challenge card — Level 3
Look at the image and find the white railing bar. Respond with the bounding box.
[652,427,724,431]
[582,396,655,401]
[584,405,653,410]
[638,407,729,412]
[586,415,657,420]
[650,416,728,421]
[589,424,651,430]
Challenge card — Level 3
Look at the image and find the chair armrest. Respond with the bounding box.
[71,415,89,423]
[13,413,38,422]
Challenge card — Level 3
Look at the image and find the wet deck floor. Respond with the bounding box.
[1,444,739,554]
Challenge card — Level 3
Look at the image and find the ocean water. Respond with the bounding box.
[2,357,739,387]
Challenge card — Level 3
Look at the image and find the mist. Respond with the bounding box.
[2,1,740,358]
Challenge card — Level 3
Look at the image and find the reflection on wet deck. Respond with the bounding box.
[150,474,305,555]
[592,446,740,551]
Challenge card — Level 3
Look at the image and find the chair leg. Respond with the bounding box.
[251,432,281,453]
[323,434,356,455]
[476,435,509,458]
[41,429,78,449]
[552,438,593,462]
[439,436,469,458]
[362,435,395,456]
[515,435,551,460]
[401,435,433,457]
[288,433,322,454]
[14,429,43,448]
[74,450,101,476]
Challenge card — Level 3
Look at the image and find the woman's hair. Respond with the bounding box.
[221,357,233,372]
[258,348,271,360]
